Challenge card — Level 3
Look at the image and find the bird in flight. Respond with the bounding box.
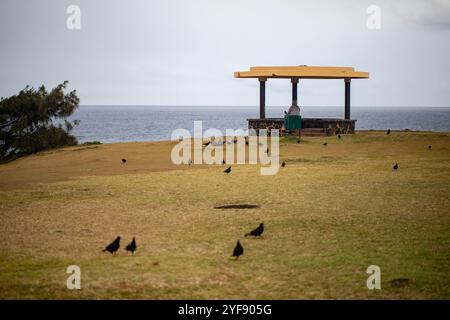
[245,223,264,238]
[232,240,244,260]
[103,236,121,255]
[125,237,137,255]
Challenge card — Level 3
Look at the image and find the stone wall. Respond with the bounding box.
[247,118,284,133]
[248,118,356,136]
[302,118,356,135]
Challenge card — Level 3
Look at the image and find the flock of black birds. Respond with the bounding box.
[103,236,137,255]
[112,129,435,259]
[232,223,265,260]
[103,224,263,261]
[122,131,424,173]
[319,129,434,171]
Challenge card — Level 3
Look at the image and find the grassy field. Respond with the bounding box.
[0,131,449,299]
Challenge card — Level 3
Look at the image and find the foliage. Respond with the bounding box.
[0,81,79,161]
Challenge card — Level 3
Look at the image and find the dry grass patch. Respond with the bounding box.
[0,131,449,299]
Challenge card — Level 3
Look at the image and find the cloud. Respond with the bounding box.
[394,0,450,29]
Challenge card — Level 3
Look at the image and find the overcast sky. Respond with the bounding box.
[0,0,449,107]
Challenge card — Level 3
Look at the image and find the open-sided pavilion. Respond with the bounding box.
[234,66,369,135]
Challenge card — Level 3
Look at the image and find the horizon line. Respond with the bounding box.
[78,105,450,108]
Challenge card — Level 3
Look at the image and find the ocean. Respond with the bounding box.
[68,106,450,144]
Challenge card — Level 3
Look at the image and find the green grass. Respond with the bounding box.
[83,141,102,145]
[0,131,449,299]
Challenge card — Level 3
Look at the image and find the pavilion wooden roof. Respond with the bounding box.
[234,66,369,79]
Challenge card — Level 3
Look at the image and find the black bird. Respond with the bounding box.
[284,110,287,115]
[387,129,391,135]
[103,236,121,255]
[338,134,341,139]
[224,166,231,174]
[203,141,211,147]
[323,142,328,146]
[428,145,432,150]
[245,140,249,145]
[297,140,300,144]
[265,147,269,154]
[233,137,238,144]
[232,240,244,260]
[393,163,399,170]
[222,159,226,165]
[245,223,264,237]
[281,161,286,168]
[121,159,127,164]
[125,237,137,254]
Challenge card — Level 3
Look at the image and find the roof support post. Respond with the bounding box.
[259,77,267,119]
[345,78,351,120]
[291,77,299,107]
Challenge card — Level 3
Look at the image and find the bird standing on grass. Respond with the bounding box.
[338,134,341,139]
[121,159,127,164]
[232,240,244,260]
[428,145,432,150]
[125,237,137,254]
[103,236,121,255]
[245,223,264,237]
[224,166,231,174]
[222,159,226,165]
[393,163,399,170]
[323,142,328,146]
[281,161,286,168]
[387,129,391,135]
